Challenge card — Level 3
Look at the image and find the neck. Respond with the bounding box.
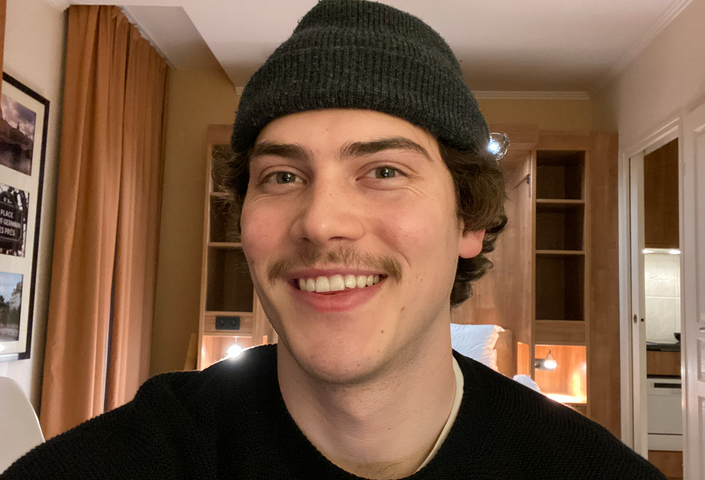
[277,329,457,479]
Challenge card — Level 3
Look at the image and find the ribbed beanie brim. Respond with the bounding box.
[232,0,488,154]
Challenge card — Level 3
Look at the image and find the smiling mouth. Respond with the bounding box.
[294,274,384,293]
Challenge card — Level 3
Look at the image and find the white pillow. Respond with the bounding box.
[450,324,504,371]
[512,374,542,393]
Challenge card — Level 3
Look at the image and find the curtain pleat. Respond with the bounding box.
[105,34,168,410]
[40,5,168,439]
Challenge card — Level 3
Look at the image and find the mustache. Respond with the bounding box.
[267,244,402,284]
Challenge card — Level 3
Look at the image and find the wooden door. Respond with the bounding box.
[681,99,705,480]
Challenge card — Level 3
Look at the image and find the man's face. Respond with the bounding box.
[241,109,483,384]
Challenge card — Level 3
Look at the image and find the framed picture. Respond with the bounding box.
[0,73,49,361]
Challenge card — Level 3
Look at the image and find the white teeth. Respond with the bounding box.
[315,276,330,293]
[329,274,345,292]
[297,274,384,292]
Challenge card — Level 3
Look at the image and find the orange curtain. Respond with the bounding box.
[40,5,169,439]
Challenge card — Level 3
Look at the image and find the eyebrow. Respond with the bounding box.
[249,136,433,163]
[340,137,432,162]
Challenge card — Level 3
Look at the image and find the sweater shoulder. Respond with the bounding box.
[0,345,279,480]
[444,352,666,479]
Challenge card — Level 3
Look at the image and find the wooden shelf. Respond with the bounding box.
[536,250,585,255]
[536,199,585,205]
[208,242,242,249]
[535,320,586,344]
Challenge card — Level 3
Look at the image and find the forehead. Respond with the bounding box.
[254,109,440,157]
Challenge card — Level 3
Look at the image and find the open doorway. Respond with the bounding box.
[628,135,683,479]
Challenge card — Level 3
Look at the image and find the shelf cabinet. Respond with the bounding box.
[533,146,589,413]
[197,125,275,370]
[456,128,619,435]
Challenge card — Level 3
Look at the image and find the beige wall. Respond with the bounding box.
[592,0,705,147]
[150,69,238,375]
[478,98,593,132]
[0,0,65,409]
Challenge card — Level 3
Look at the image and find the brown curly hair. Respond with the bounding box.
[219,139,507,309]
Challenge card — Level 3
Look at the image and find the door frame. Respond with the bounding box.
[617,117,682,454]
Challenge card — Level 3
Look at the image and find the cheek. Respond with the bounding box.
[375,196,459,269]
[240,200,284,266]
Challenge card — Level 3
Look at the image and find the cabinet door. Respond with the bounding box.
[644,138,679,249]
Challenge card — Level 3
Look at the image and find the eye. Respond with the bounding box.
[273,171,299,184]
[260,171,302,185]
[371,166,399,179]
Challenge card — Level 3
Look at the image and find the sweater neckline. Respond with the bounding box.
[264,347,479,479]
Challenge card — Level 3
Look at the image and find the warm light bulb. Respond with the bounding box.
[227,344,243,359]
[544,349,557,370]
[642,249,654,254]
[668,249,680,255]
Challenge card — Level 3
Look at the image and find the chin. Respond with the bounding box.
[280,333,396,386]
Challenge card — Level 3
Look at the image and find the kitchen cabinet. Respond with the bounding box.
[644,138,679,249]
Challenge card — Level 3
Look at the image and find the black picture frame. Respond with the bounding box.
[0,72,49,361]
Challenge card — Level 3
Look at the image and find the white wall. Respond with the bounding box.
[0,0,66,409]
[592,0,705,145]
[644,252,681,343]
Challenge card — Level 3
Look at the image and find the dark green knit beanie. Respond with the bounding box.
[231,0,488,154]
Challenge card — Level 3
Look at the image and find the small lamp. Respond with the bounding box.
[534,348,558,371]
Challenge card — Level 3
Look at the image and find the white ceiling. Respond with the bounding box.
[56,0,692,95]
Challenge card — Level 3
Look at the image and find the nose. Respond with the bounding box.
[289,178,365,246]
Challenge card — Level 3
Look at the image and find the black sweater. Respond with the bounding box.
[2,345,665,479]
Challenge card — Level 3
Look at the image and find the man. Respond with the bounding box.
[2,1,665,479]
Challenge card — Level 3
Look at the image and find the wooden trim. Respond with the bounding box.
[537,132,592,151]
[588,132,621,437]
[489,123,539,150]
[535,320,586,344]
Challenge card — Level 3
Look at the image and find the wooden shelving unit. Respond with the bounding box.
[197,125,275,370]
[532,146,589,410]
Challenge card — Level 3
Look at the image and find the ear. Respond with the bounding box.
[459,230,485,259]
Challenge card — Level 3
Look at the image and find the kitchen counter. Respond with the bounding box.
[646,342,681,353]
